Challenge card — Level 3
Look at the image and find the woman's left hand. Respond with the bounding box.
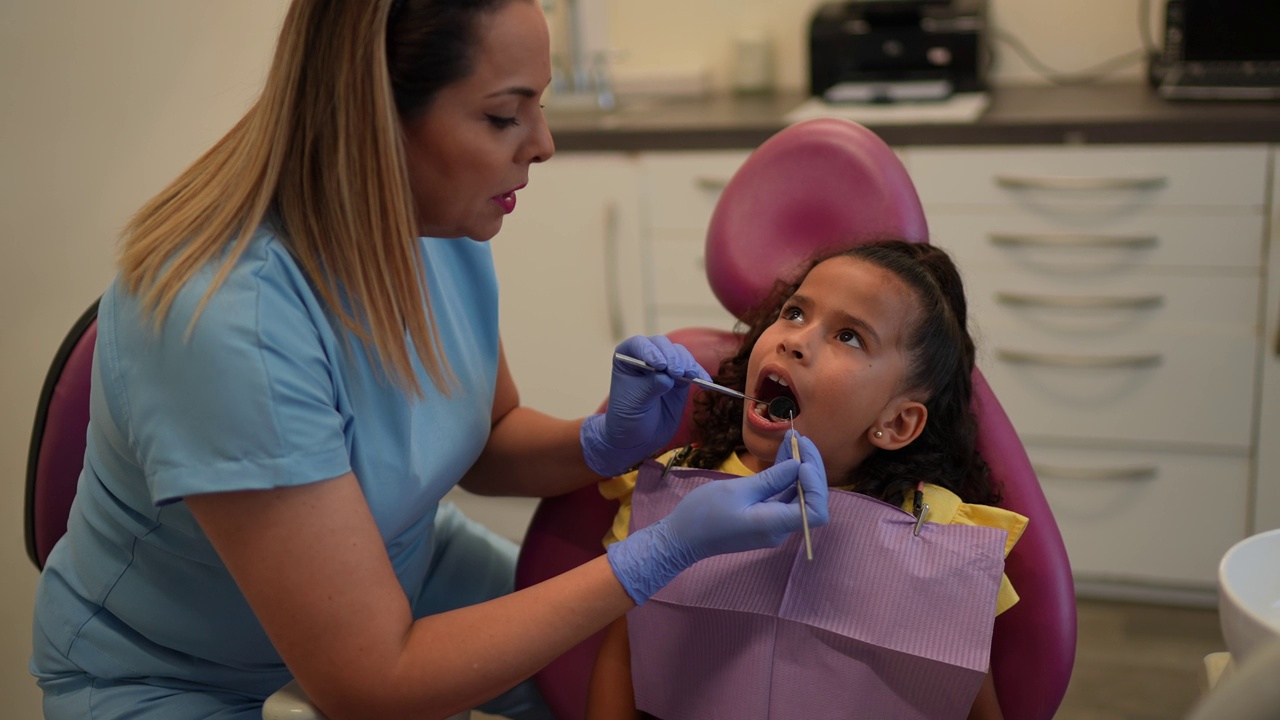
[580,335,710,477]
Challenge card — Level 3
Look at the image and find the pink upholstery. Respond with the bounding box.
[513,327,737,718]
[516,117,1076,720]
[973,372,1077,720]
[706,118,929,318]
[26,301,99,570]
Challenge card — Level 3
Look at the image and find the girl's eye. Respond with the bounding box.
[781,306,803,322]
[486,114,520,129]
[837,329,864,349]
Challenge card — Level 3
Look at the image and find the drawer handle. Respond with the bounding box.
[994,175,1168,192]
[603,201,624,343]
[694,176,729,192]
[996,292,1165,310]
[1033,463,1158,482]
[997,348,1163,369]
[989,233,1159,250]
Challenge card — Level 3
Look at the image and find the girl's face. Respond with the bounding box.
[740,256,926,481]
[402,0,555,241]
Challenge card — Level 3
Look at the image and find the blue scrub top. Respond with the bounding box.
[32,226,501,699]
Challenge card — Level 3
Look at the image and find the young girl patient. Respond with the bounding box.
[586,240,1027,720]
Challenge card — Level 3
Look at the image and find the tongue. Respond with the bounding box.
[767,396,798,421]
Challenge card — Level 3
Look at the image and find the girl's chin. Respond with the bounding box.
[736,442,775,474]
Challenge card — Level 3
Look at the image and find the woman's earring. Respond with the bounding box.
[874,430,883,439]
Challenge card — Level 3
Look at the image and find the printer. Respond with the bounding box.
[809,0,988,102]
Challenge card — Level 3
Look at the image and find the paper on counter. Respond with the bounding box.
[783,92,990,126]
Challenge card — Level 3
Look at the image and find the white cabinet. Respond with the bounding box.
[1256,149,1280,533]
[638,151,751,334]
[447,141,1280,577]
[446,153,644,543]
[906,144,1271,591]
[492,153,645,420]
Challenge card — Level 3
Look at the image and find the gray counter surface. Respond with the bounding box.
[545,83,1280,152]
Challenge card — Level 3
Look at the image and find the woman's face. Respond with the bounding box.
[740,256,923,481]
[402,0,554,241]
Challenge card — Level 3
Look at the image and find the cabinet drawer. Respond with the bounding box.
[641,151,752,231]
[1029,443,1248,587]
[908,145,1270,209]
[927,212,1265,271]
[965,270,1261,336]
[652,306,740,337]
[977,331,1258,449]
[649,233,722,310]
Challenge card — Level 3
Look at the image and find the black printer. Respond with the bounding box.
[809,0,988,102]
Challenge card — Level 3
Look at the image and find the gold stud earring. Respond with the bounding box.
[874,430,883,439]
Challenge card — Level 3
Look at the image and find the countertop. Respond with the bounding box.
[544,83,1280,152]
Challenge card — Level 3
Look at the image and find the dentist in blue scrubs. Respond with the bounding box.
[30,1,829,719]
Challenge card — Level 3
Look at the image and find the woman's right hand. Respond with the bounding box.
[580,336,709,478]
[605,432,829,605]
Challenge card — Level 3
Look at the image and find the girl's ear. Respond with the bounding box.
[869,399,927,450]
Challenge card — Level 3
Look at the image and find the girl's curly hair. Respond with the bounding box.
[686,240,999,508]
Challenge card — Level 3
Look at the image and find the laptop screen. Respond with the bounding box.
[1183,0,1280,62]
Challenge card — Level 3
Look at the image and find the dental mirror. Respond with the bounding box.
[767,396,798,422]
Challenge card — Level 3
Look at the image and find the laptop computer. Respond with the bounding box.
[1154,0,1280,101]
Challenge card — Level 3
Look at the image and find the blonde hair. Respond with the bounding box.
[119,0,452,396]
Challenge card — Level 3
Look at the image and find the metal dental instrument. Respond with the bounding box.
[613,352,811,556]
[912,480,930,537]
[614,353,799,421]
[790,411,813,561]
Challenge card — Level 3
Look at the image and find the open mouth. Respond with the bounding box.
[752,371,801,422]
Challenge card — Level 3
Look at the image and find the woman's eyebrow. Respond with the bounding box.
[485,85,539,99]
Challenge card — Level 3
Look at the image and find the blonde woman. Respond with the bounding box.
[29,1,828,719]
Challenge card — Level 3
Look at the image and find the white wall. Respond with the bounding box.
[0,1,1157,716]
[0,2,289,716]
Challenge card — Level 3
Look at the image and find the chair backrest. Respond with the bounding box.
[516,118,1076,720]
[26,300,99,570]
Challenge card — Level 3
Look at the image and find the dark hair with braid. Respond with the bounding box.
[687,240,999,508]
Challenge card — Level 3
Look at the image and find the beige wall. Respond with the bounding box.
[0,1,1156,716]
[0,2,289,716]
[601,0,1157,92]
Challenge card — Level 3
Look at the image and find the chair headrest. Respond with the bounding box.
[705,118,929,319]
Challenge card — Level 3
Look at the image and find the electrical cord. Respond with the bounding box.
[987,0,1159,86]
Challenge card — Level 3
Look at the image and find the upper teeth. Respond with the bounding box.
[768,372,789,387]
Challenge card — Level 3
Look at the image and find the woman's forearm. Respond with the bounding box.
[190,475,633,720]
[387,556,635,718]
[459,405,597,496]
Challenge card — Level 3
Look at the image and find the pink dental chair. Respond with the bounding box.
[515,118,1077,720]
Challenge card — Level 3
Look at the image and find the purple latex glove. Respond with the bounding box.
[607,431,829,604]
[580,336,710,477]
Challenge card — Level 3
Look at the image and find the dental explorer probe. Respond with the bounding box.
[789,411,813,561]
[613,353,799,421]
[614,351,812,558]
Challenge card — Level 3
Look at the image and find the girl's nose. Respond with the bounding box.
[779,328,812,361]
